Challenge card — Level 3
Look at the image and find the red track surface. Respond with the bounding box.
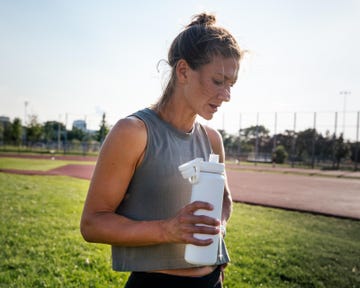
[227,169,360,220]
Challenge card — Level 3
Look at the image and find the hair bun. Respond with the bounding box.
[187,13,216,28]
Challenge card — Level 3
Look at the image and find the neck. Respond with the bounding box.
[154,100,196,133]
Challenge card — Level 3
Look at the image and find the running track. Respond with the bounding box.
[1,154,359,220]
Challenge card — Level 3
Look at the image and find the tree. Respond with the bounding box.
[218,129,240,158]
[276,130,296,154]
[296,128,317,162]
[241,125,272,158]
[317,130,334,162]
[2,120,12,145]
[0,121,5,144]
[0,125,2,144]
[241,125,270,141]
[97,112,110,143]
[273,145,288,164]
[241,125,270,148]
[67,127,86,142]
[26,114,43,146]
[43,121,65,144]
[334,134,350,169]
[11,118,23,146]
[350,142,360,163]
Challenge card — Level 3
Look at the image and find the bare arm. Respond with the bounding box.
[204,126,233,225]
[80,117,220,247]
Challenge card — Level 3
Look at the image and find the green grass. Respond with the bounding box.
[225,205,360,288]
[0,172,359,287]
[0,173,128,287]
[0,157,95,171]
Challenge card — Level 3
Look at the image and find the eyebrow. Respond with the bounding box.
[215,72,237,83]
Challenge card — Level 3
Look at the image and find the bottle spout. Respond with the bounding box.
[209,154,219,163]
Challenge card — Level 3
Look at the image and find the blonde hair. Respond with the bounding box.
[154,13,244,111]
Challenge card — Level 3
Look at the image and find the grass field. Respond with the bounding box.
[0,173,126,287]
[0,171,359,287]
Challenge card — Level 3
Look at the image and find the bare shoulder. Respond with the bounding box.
[203,125,224,160]
[104,116,146,146]
[99,116,147,167]
[203,125,223,147]
[109,116,145,137]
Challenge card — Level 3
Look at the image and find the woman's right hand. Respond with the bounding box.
[161,201,221,246]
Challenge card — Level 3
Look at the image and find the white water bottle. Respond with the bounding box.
[178,154,225,265]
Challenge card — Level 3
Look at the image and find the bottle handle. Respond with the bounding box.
[178,158,203,184]
[189,164,200,184]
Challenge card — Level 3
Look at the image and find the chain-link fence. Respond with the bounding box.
[1,110,359,169]
[210,110,360,170]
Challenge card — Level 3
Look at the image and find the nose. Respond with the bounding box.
[218,86,231,102]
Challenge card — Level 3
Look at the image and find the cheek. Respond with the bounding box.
[199,79,216,99]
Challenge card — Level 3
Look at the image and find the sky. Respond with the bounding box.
[1,0,359,140]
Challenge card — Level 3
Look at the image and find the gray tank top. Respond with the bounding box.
[112,108,230,271]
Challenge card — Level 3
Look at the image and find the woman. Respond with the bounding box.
[80,12,244,288]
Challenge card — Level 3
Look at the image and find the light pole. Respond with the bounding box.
[24,101,28,146]
[238,113,242,163]
[340,90,351,138]
[24,101,28,126]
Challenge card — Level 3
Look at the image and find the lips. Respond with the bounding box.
[209,103,219,112]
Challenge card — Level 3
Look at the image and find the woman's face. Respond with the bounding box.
[185,56,239,120]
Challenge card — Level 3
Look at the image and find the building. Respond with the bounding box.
[0,116,10,125]
[0,116,11,144]
[72,120,87,132]
[0,116,11,132]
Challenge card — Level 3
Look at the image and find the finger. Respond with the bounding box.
[187,214,221,227]
[191,238,213,246]
[184,234,214,246]
[186,201,214,213]
[192,223,220,235]
[180,222,219,241]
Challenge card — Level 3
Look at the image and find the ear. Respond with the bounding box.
[176,59,191,84]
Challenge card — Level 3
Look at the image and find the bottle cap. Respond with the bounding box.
[178,154,224,183]
[200,154,224,174]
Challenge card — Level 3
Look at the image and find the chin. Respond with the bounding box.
[200,113,214,121]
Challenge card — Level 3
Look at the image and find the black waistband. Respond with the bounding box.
[125,266,222,288]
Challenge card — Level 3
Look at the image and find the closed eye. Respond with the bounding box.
[213,79,224,86]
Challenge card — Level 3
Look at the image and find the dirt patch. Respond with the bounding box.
[0,153,97,162]
[49,164,95,179]
[0,164,95,180]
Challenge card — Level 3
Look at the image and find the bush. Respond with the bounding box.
[274,145,288,163]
